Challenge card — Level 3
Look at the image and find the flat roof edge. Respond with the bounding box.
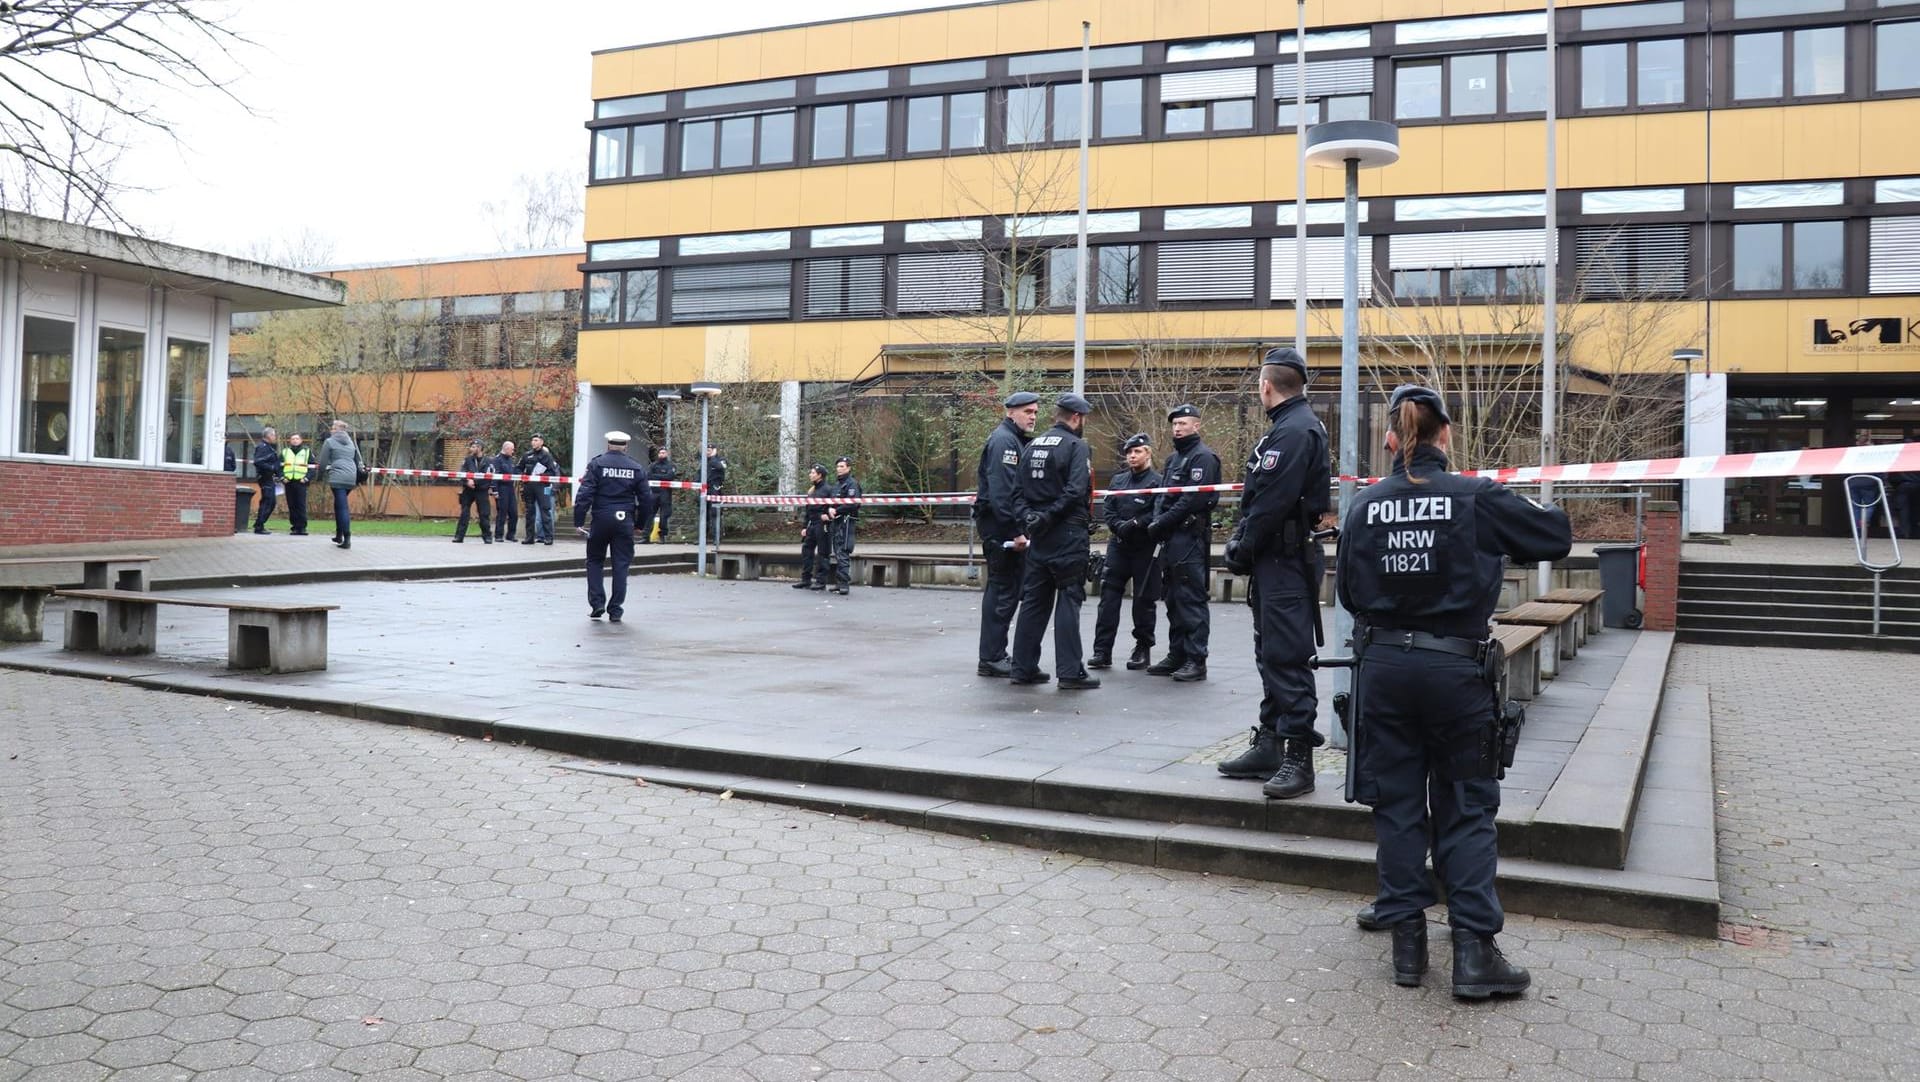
[591,0,1013,59]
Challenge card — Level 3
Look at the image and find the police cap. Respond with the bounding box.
[1003,391,1040,408]
[1122,432,1151,451]
[1387,383,1452,425]
[1056,393,1094,415]
[809,462,826,475]
[604,430,631,445]
[1260,346,1309,382]
[835,455,853,466]
[1166,403,1200,423]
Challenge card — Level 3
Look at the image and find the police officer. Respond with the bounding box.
[826,456,862,596]
[1145,405,1221,681]
[1090,433,1163,671]
[280,433,314,535]
[519,434,559,545]
[974,391,1040,676]
[1338,384,1571,998]
[645,447,678,542]
[574,431,655,624]
[1009,394,1099,690]
[702,443,729,542]
[249,427,281,534]
[451,437,494,544]
[1219,348,1331,799]
[793,463,832,590]
[491,440,519,542]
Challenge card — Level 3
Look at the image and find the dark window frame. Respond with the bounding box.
[1386,265,1545,303]
[1721,23,1854,105]
[1158,95,1258,138]
[1389,47,1551,125]
[678,109,796,175]
[1723,218,1851,296]
[1870,18,1920,96]
[1572,36,1695,113]
[902,90,989,157]
[582,268,663,329]
[809,99,892,162]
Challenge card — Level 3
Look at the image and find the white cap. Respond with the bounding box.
[605,430,631,445]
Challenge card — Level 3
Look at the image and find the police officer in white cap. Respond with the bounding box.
[574,431,654,624]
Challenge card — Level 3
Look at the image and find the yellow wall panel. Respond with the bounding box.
[1780,104,1861,180]
[665,182,716,235]
[1206,138,1268,203]
[847,17,901,71]
[583,187,626,238]
[752,172,802,229]
[1503,122,1546,190]
[797,168,851,226]
[1094,0,1157,44]
[1090,143,1156,208]
[1857,99,1920,178]
[842,163,897,223]
[1206,0,1266,36]
[710,34,762,87]
[1563,115,1635,189]
[943,7,1003,63]
[670,39,719,93]
[1384,128,1445,195]
[802,23,855,75]
[997,3,1051,54]
[704,173,760,232]
[1708,108,1785,183]
[1439,124,1505,194]
[589,52,632,100]
[1149,143,1201,206]
[1630,113,1705,186]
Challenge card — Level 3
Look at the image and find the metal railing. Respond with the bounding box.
[1843,474,1903,636]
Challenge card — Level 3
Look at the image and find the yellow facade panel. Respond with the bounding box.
[997,2,1051,54]
[942,6,1004,64]
[842,162,897,224]
[846,16,902,71]
[797,167,852,227]
[1093,0,1157,44]
[710,34,762,87]
[589,52,633,101]
[665,181,717,235]
[1563,115,1637,189]
[1857,99,1920,178]
[1780,104,1861,180]
[752,172,803,230]
[1503,122,1546,191]
[1205,138,1268,203]
[802,22,856,75]
[703,173,760,232]
[1439,124,1506,194]
[1090,143,1157,208]
[670,39,720,94]
[1708,108,1786,183]
[1629,112,1706,186]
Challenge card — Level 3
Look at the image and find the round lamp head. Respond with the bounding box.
[656,390,683,402]
[1671,348,1704,363]
[1305,120,1401,171]
[689,382,723,398]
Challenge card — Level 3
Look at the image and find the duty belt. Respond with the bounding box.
[1362,627,1489,661]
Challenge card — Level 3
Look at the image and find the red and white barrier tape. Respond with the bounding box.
[367,466,704,490]
[709,492,979,506]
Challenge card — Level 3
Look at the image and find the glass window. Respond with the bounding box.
[514,291,569,312]
[452,295,502,317]
[852,101,888,156]
[592,127,628,180]
[1734,181,1844,208]
[1397,193,1546,219]
[1733,223,1784,290]
[905,219,982,243]
[1638,40,1687,105]
[684,79,796,109]
[1166,205,1252,229]
[718,116,755,168]
[1508,265,1544,296]
[1007,86,1047,145]
[163,339,208,465]
[1876,177,1920,202]
[1734,0,1844,14]
[1008,44,1144,75]
[1793,221,1844,289]
[813,103,848,159]
[1878,22,1920,90]
[1398,11,1547,45]
[1453,268,1499,297]
[1165,104,1206,134]
[596,94,665,119]
[1213,99,1254,129]
[1010,211,1140,237]
[1506,50,1549,111]
[950,92,986,149]
[909,59,986,85]
[586,273,618,322]
[1053,82,1083,142]
[1582,188,1687,214]
[816,69,889,93]
[1044,248,1079,307]
[1279,28,1373,53]
[1793,27,1846,96]
[681,230,790,255]
[907,96,943,152]
[1396,60,1444,119]
[587,239,659,261]
[622,270,659,322]
[1452,53,1499,115]
[760,112,794,164]
[1326,94,1372,120]
[681,120,715,171]
[1394,270,1442,298]
[1167,37,1255,62]
[1581,1,1685,29]
[19,316,73,455]
[1096,245,1141,305]
[1100,79,1143,137]
[1583,43,1630,109]
[94,327,143,460]
[632,124,665,175]
[1734,32,1786,99]
[1276,100,1320,128]
[812,225,885,248]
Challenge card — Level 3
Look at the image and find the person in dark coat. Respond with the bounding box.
[973,391,1040,676]
[491,440,518,542]
[1090,433,1163,671]
[452,438,494,544]
[574,431,654,623]
[1009,394,1099,690]
[249,427,281,534]
[793,464,833,590]
[826,456,862,595]
[518,435,559,545]
[646,447,678,542]
[1145,405,1222,681]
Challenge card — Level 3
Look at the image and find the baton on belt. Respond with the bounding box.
[1311,651,1361,804]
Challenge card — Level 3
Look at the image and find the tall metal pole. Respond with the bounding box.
[663,401,673,456]
[1538,0,1559,596]
[1294,0,1308,357]
[1071,20,1092,397]
[696,397,711,576]
[1331,156,1361,749]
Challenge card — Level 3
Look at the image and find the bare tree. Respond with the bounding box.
[0,0,248,227]
[481,171,584,252]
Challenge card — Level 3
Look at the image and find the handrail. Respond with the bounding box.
[1844,474,1902,573]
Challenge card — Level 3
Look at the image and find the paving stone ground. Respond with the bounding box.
[2,642,1916,1081]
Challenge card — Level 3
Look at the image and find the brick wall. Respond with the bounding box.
[0,461,239,547]
[1642,499,1681,631]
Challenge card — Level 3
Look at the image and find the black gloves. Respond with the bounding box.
[1224,538,1252,575]
[1146,516,1171,541]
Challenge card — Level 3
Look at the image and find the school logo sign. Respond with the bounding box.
[1809,317,1920,353]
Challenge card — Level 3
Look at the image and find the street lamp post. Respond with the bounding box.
[1306,119,1401,751]
[690,382,722,576]
[1672,348,1704,536]
[656,390,682,456]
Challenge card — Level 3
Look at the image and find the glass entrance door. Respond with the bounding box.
[1725,397,1828,535]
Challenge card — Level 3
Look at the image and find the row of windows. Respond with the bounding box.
[17,316,211,464]
[578,214,1917,328]
[589,16,1920,183]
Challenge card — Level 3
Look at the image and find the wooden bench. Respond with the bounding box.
[55,589,339,673]
[1491,623,1547,701]
[1494,601,1586,677]
[0,555,158,642]
[1537,587,1605,639]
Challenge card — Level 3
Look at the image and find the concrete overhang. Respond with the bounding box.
[1,210,347,313]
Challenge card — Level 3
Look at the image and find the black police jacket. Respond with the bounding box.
[974,417,1031,541]
[574,450,654,528]
[518,448,559,493]
[251,441,281,482]
[704,455,728,491]
[1103,466,1163,548]
[1014,421,1092,546]
[1336,445,1573,640]
[832,475,863,520]
[1152,435,1219,536]
[802,480,833,526]
[647,459,677,506]
[489,454,517,493]
[1236,396,1331,561]
[457,454,492,491]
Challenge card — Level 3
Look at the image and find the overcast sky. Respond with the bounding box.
[114,0,949,267]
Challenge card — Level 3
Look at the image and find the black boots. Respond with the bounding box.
[1144,655,1185,676]
[792,580,812,589]
[1261,739,1315,799]
[1058,674,1101,690]
[977,658,1012,678]
[1170,659,1207,682]
[1392,920,1428,988]
[1216,727,1280,779]
[1451,934,1530,999]
[1087,651,1112,670]
[1126,644,1152,670]
[1356,905,1387,932]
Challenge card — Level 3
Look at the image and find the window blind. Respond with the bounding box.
[804,257,885,316]
[1160,67,1258,102]
[669,261,791,322]
[1574,224,1690,298]
[1869,216,1920,294]
[1389,229,1551,270]
[1157,239,1256,301]
[896,252,985,312]
[1270,237,1371,301]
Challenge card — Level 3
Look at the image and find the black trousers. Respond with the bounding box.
[829,518,857,587]
[284,481,309,533]
[585,516,636,617]
[1010,542,1089,680]
[1159,530,1210,661]
[1251,548,1323,744]
[252,478,277,530]
[1358,646,1504,935]
[1092,540,1160,657]
[655,497,673,540]
[977,542,1025,663]
[455,487,491,539]
[493,489,518,540]
[798,521,829,583]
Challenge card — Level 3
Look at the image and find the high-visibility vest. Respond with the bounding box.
[281,445,312,482]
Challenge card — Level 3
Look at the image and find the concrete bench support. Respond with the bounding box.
[230,609,330,673]
[1491,624,1546,701]
[716,553,760,581]
[0,587,54,642]
[855,557,913,588]
[84,561,151,592]
[62,595,158,655]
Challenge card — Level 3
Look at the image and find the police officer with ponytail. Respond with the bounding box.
[1337,384,1571,999]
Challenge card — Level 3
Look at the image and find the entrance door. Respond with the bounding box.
[1724,398,1828,535]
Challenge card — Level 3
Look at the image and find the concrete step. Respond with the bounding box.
[1682,561,1920,586]
[1676,627,1920,652]
[1679,599,1920,628]
[1679,574,1920,600]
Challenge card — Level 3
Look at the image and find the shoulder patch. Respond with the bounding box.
[1189,467,1204,481]
[1002,449,1018,465]
[1260,450,1282,472]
